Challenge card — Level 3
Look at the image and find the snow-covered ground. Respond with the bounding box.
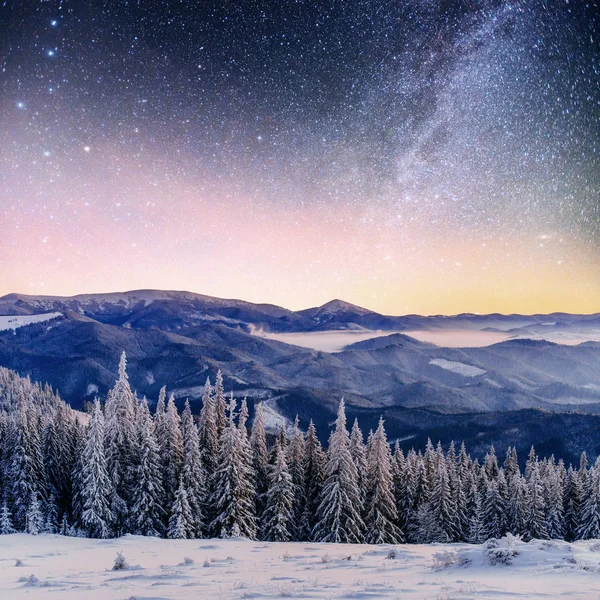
[429,359,486,377]
[1,534,600,599]
[0,313,61,332]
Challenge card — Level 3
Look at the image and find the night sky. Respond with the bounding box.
[1,0,599,314]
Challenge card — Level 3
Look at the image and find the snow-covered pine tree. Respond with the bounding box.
[468,483,484,543]
[313,398,365,544]
[214,370,227,437]
[402,450,421,542]
[564,465,584,541]
[53,402,77,519]
[505,473,529,536]
[300,419,325,541]
[0,499,15,534]
[481,477,504,541]
[153,385,167,461]
[350,418,368,508]
[131,397,164,537]
[503,446,520,484]
[79,399,113,539]
[364,418,402,544]
[104,352,136,535]
[445,441,467,541]
[163,393,183,510]
[286,415,306,538]
[250,401,269,523]
[418,454,458,543]
[525,446,537,480]
[59,513,70,536]
[576,460,600,540]
[44,492,58,533]
[238,397,249,437]
[168,477,193,539]
[8,393,42,530]
[391,441,407,534]
[26,491,44,535]
[261,439,295,541]
[181,399,205,537]
[198,377,219,478]
[69,416,87,528]
[484,445,499,480]
[545,465,565,539]
[525,460,548,540]
[209,394,257,539]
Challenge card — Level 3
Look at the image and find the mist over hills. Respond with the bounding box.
[1,289,599,463]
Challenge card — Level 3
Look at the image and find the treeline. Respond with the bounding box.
[1,355,599,543]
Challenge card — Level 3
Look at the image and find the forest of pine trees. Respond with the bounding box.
[1,355,600,543]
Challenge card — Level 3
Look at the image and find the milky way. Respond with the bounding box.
[1,0,598,314]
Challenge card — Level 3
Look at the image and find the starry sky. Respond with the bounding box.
[1,0,599,315]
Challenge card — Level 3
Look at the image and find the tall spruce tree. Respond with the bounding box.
[198,377,219,479]
[104,352,136,535]
[181,399,205,537]
[349,418,368,508]
[525,461,548,540]
[261,439,295,541]
[0,499,15,534]
[168,477,193,539]
[79,399,113,538]
[481,478,504,541]
[250,401,269,523]
[286,415,306,538]
[576,461,600,540]
[209,394,257,539]
[163,393,183,511]
[214,370,227,437]
[131,397,164,537]
[364,418,402,544]
[418,457,458,543]
[314,399,365,544]
[300,419,325,541]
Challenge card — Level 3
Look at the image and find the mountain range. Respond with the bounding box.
[1,289,599,463]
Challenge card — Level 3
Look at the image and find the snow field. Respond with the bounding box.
[0,313,61,332]
[1,534,600,599]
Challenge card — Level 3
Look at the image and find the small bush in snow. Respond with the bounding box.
[112,552,129,571]
[487,546,517,565]
[24,574,40,587]
[15,558,24,567]
[321,553,332,563]
[203,558,211,567]
[386,549,398,560]
[589,542,600,553]
[432,550,458,569]
[182,556,194,565]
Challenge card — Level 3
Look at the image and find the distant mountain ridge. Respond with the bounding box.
[1,288,599,464]
[1,289,598,334]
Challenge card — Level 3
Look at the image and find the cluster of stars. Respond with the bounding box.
[0,0,598,314]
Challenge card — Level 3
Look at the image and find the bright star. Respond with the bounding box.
[83,146,91,153]
[16,102,25,109]
[51,20,58,26]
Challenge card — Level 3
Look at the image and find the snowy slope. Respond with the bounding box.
[429,358,486,377]
[0,534,599,599]
[0,313,61,332]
